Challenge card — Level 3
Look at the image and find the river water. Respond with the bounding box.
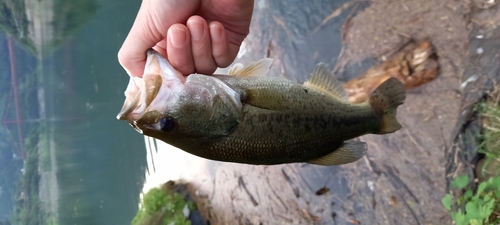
[38,0,149,223]
[3,0,147,224]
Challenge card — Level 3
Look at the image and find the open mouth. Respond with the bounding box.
[117,49,185,122]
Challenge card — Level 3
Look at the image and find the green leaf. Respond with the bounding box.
[469,219,481,225]
[465,202,479,219]
[477,182,488,195]
[480,198,495,218]
[442,194,452,211]
[452,174,469,189]
[491,176,500,189]
[483,192,492,202]
[463,189,473,199]
[451,210,467,225]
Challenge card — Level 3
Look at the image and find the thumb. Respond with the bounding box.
[118,0,198,77]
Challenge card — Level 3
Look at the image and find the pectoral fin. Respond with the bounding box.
[227,58,273,77]
[308,141,367,166]
[303,63,348,101]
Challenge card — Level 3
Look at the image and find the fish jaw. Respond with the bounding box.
[117,49,186,123]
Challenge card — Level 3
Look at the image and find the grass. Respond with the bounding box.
[442,87,500,225]
[476,97,500,180]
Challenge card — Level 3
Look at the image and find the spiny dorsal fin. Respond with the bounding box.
[227,63,244,75]
[227,58,273,77]
[303,63,348,101]
[308,141,367,166]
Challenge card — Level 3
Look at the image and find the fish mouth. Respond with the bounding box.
[117,49,186,122]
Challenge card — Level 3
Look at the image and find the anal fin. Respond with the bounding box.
[308,141,367,166]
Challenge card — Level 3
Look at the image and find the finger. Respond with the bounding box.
[152,41,167,59]
[118,0,199,77]
[167,24,194,75]
[187,16,216,75]
[118,11,158,77]
[209,21,234,68]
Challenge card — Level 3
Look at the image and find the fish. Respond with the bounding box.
[117,49,406,166]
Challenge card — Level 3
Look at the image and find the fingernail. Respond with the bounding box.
[210,23,221,43]
[189,20,204,41]
[169,27,187,48]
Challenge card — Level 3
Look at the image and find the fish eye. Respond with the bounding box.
[159,117,176,132]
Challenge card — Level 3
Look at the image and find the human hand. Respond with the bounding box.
[118,0,254,77]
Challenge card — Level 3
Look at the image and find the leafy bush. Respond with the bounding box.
[132,184,192,225]
[442,174,500,225]
[143,188,168,214]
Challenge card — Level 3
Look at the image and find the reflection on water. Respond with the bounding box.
[2,0,98,56]
[1,0,146,224]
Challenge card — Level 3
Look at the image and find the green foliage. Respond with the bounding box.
[51,0,98,49]
[44,214,58,225]
[8,125,58,225]
[0,0,37,54]
[442,175,500,225]
[0,0,98,54]
[442,194,452,211]
[132,186,192,225]
[476,102,500,157]
[143,188,168,214]
[452,174,470,189]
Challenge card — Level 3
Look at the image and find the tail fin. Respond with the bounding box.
[369,77,406,134]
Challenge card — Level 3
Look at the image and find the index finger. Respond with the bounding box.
[117,0,199,77]
[118,6,159,77]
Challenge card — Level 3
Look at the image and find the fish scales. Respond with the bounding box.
[201,106,379,165]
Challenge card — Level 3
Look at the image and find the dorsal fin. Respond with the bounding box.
[303,63,348,101]
[227,58,273,77]
[227,63,244,75]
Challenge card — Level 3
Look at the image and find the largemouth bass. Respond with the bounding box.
[117,50,406,166]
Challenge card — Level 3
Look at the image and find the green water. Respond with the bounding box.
[36,0,147,224]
